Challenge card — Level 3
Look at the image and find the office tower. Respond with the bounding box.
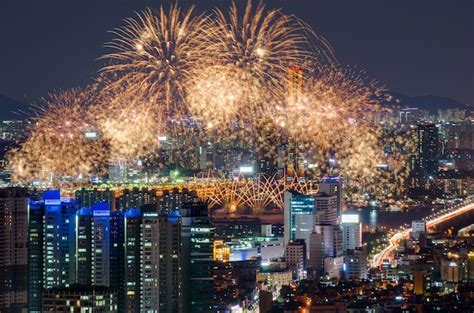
[283,191,315,245]
[0,188,28,312]
[123,208,141,313]
[314,193,338,225]
[319,176,343,215]
[415,123,439,177]
[42,190,77,289]
[42,285,117,312]
[341,213,362,252]
[343,247,367,281]
[75,188,115,210]
[181,202,215,313]
[308,225,343,277]
[284,239,306,279]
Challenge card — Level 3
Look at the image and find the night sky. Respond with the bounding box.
[1,0,472,105]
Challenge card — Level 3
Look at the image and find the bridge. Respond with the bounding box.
[371,198,474,268]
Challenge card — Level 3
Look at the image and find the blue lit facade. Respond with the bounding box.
[284,191,315,245]
[27,190,78,312]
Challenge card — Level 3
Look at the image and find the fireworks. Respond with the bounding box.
[207,174,318,214]
[101,4,212,113]
[7,88,108,186]
[6,0,412,202]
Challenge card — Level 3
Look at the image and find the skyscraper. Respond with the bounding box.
[0,188,29,312]
[319,176,343,215]
[28,190,78,312]
[123,208,141,313]
[181,202,215,313]
[415,123,439,177]
[314,193,338,225]
[42,190,77,289]
[283,191,315,246]
[157,212,182,313]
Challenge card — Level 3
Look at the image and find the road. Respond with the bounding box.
[371,199,474,268]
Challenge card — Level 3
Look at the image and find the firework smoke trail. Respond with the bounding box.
[7,88,109,187]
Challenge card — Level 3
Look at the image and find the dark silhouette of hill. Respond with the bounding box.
[0,94,29,120]
[387,92,472,113]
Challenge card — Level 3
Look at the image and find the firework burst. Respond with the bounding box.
[101,4,212,114]
[7,88,108,187]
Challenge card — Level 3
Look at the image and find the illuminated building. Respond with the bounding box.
[181,202,215,313]
[411,220,426,240]
[139,210,184,313]
[285,239,306,279]
[440,257,460,283]
[42,190,77,288]
[314,193,338,225]
[343,247,367,281]
[117,187,158,211]
[157,212,182,313]
[75,203,113,287]
[309,225,343,277]
[27,190,78,312]
[319,176,343,215]
[213,240,231,263]
[283,191,315,246]
[256,269,292,293]
[75,188,115,210]
[0,188,28,312]
[413,123,439,186]
[213,259,259,311]
[122,208,141,313]
[27,197,44,312]
[42,285,117,312]
[413,270,425,295]
[341,213,362,252]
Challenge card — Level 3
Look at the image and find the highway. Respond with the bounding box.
[371,199,474,268]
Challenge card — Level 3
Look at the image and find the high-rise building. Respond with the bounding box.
[122,208,141,313]
[285,239,306,279]
[308,224,343,278]
[28,190,78,312]
[181,202,215,313]
[319,176,343,215]
[158,212,182,313]
[27,198,44,312]
[283,191,315,245]
[343,247,367,281]
[140,211,161,312]
[42,190,77,289]
[414,123,439,178]
[341,213,362,252]
[314,193,338,225]
[0,188,29,312]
